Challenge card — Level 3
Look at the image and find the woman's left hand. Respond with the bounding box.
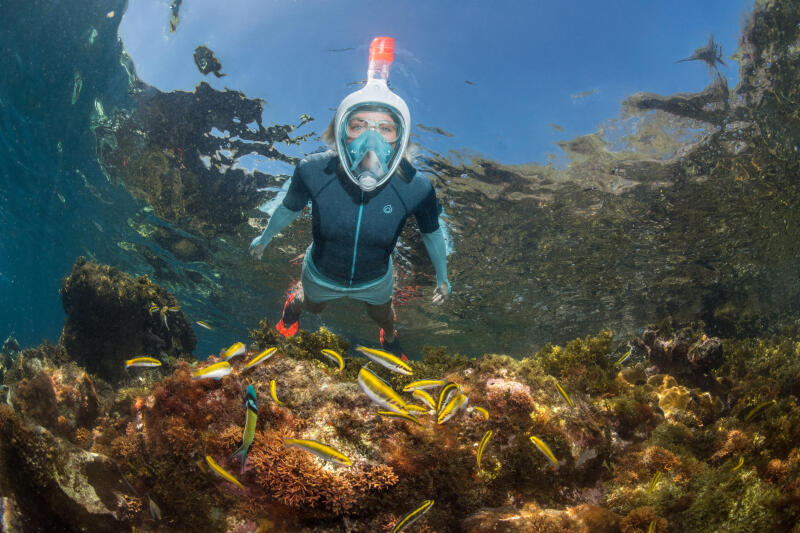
[432,281,450,305]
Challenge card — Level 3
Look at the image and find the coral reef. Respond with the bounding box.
[59,257,195,382]
[3,313,800,531]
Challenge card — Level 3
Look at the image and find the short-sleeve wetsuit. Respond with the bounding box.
[282,150,442,287]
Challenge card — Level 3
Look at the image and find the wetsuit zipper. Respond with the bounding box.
[349,192,365,286]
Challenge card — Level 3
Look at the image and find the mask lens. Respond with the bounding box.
[346,118,398,143]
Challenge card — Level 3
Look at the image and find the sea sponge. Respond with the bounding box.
[657,384,691,418]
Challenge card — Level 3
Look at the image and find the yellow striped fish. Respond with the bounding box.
[436,382,461,413]
[412,390,437,412]
[355,346,412,375]
[470,406,489,420]
[648,519,657,533]
[125,357,162,368]
[320,349,345,372]
[648,470,662,494]
[205,455,244,489]
[357,366,408,414]
[148,304,159,313]
[477,430,493,470]
[731,456,744,471]
[529,436,559,468]
[224,342,246,360]
[195,320,214,330]
[404,404,429,414]
[437,393,468,424]
[244,347,277,369]
[269,379,284,405]
[555,381,573,408]
[193,361,232,380]
[377,410,422,425]
[283,438,351,465]
[744,398,776,422]
[402,379,445,392]
[393,499,434,533]
[616,348,632,365]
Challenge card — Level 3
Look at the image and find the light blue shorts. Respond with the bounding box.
[301,245,394,305]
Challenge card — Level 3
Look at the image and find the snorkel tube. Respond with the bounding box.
[334,37,411,192]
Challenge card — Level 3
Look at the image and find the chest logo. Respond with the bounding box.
[382,204,393,214]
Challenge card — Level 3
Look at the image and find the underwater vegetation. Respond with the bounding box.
[2,0,800,531]
[1,258,800,531]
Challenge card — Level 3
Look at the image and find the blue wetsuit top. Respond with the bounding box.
[282,150,442,286]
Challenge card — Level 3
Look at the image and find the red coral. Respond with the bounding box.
[710,429,752,463]
[485,378,534,414]
[243,430,397,518]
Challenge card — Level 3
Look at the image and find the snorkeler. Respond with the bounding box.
[249,37,450,361]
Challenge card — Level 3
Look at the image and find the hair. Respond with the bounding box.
[321,116,419,164]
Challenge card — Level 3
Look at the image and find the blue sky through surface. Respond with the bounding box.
[120,0,751,168]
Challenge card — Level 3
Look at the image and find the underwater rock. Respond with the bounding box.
[11,361,102,443]
[642,326,722,388]
[193,45,225,77]
[59,258,195,382]
[0,322,798,531]
[0,404,133,532]
[1,333,19,361]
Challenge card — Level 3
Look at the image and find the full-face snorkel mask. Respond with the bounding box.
[334,37,411,192]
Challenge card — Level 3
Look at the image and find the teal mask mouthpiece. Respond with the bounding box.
[346,130,395,191]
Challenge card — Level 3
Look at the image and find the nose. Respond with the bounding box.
[362,151,380,170]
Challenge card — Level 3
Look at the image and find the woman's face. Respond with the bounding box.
[345,110,398,148]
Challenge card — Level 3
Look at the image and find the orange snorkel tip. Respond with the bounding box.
[369,36,395,64]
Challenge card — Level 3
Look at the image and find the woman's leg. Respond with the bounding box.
[277,282,327,337]
[292,282,327,314]
[366,299,395,341]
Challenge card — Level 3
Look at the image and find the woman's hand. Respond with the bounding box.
[249,234,270,260]
[432,280,450,305]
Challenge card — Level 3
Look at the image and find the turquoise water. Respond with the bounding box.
[2,0,796,361]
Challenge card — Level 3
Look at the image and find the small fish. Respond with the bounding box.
[404,404,429,414]
[402,379,445,392]
[244,347,278,369]
[196,320,213,330]
[648,470,662,494]
[356,346,413,375]
[378,409,422,425]
[193,361,232,380]
[412,390,437,411]
[148,496,161,521]
[320,349,345,372]
[230,385,258,473]
[167,306,181,312]
[224,342,246,360]
[731,456,744,471]
[148,304,159,313]
[744,398,776,422]
[470,406,490,420]
[616,349,632,365]
[205,455,244,489]
[269,379,284,405]
[358,366,408,414]
[477,430,493,470]
[529,436,559,468]
[436,382,461,413]
[437,393,468,424]
[125,357,162,368]
[284,438,351,465]
[648,520,657,533]
[393,499,434,533]
[555,381,574,408]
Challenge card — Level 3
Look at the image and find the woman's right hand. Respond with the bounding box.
[249,234,270,260]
